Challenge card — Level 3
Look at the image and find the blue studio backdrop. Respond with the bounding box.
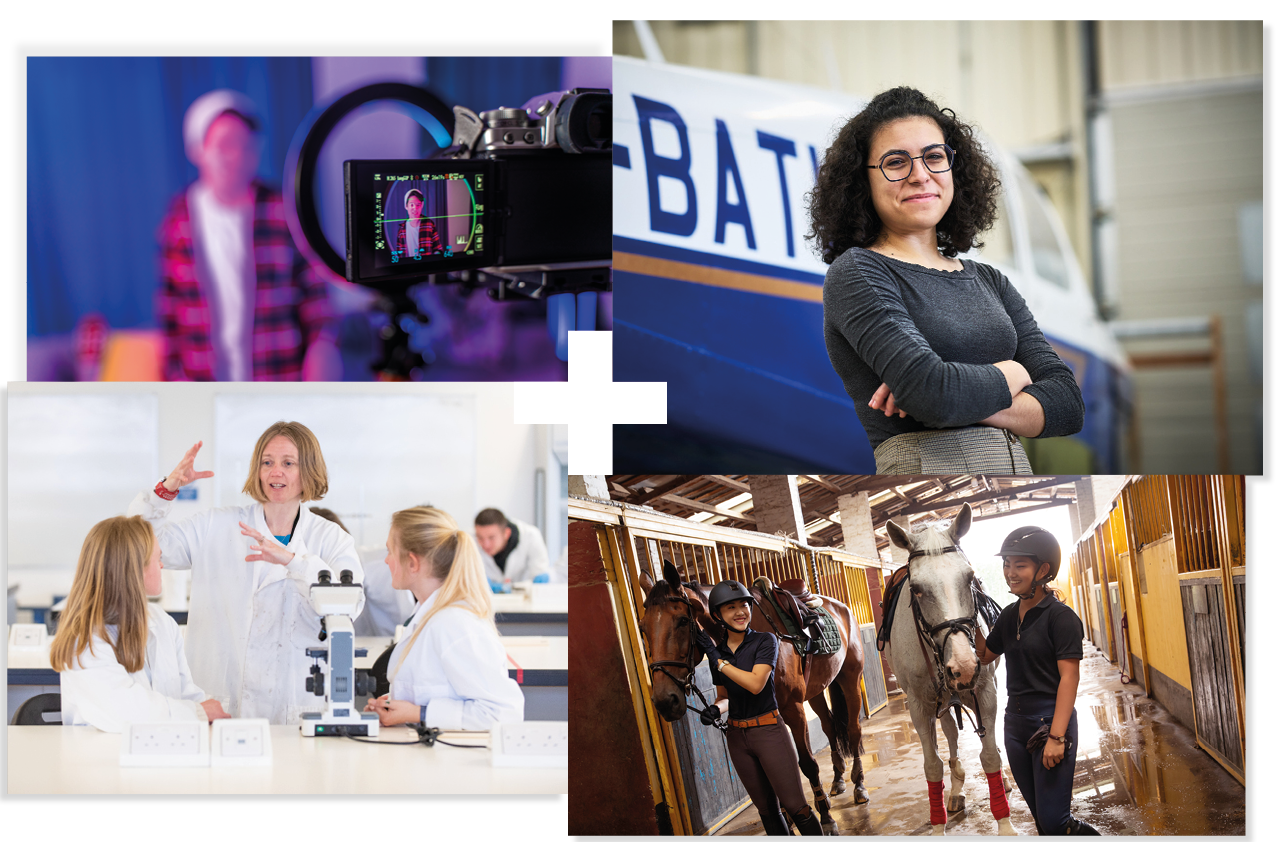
[27,57,565,340]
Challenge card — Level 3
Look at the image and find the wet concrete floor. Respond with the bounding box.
[716,645,1244,835]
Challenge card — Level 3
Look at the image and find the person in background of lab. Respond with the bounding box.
[51,516,230,732]
[309,506,415,637]
[395,188,443,260]
[157,89,339,381]
[474,507,550,588]
[128,422,363,724]
[365,506,523,730]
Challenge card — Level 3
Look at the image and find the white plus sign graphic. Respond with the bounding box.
[514,332,666,474]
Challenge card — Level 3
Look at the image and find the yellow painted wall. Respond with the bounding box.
[1117,551,1143,661]
[1136,540,1192,691]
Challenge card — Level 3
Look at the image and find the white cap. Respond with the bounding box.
[183,89,261,164]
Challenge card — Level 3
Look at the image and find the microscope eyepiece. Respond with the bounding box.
[339,569,354,585]
[318,570,332,584]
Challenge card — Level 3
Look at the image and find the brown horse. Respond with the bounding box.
[639,561,869,834]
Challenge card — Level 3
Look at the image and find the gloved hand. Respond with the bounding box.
[696,628,724,665]
[532,573,550,584]
[700,705,724,727]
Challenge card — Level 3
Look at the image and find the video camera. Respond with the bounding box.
[286,83,611,376]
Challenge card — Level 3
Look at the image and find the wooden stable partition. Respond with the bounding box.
[1067,476,1246,787]
[569,498,889,834]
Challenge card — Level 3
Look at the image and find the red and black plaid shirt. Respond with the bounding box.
[395,219,443,259]
[156,182,333,381]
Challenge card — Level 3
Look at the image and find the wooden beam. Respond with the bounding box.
[890,477,1083,516]
[802,475,844,495]
[664,493,757,524]
[970,499,1074,522]
[705,475,752,495]
[631,475,702,507]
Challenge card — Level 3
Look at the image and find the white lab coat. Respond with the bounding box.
[479,518,551,584]
[128,489,364,724]
[388,592,524,731]
[60,603,207,732]
[351,546,416,637]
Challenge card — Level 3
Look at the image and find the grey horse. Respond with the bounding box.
[884,503,1016,835]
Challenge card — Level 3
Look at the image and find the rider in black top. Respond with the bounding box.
[975,527,1100,836]
[697,580,823,836]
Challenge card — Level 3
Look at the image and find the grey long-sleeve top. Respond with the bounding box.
[822,248,1085,449]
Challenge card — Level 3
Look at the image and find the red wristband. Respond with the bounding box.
[154,480,178,501]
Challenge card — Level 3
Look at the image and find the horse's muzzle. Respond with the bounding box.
[653,692,687,722]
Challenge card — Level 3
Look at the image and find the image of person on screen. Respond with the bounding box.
[157,89,338,381]
[396,188,443,260]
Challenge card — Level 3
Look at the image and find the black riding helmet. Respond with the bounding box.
[997,526,1061,598]
[708,580,754,623]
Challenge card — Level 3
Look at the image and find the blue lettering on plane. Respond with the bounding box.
[714,119,755,249]
[633,95,697,236]
[627,94,809,257]
[757,131,796,257]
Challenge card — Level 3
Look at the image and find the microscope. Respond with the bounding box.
[299,569,381,737]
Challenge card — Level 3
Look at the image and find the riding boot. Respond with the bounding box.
[792,805,825,836]
[1064,817,1101,835]
[759,813,791,836]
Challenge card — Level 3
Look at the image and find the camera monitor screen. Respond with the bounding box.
[345,159,494,283]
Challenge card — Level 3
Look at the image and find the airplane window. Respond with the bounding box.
[1018,168,1069,289]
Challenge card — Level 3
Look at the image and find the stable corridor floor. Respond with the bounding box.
[716,646,1245,835]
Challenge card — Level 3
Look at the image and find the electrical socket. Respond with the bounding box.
[211,718,273,766]
[9,624,47,648]
[120,721,210,767]
[491,721,568,768]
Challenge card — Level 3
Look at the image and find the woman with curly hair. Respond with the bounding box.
[809,87,1084,474]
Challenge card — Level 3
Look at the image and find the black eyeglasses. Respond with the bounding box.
[867,144,956,182]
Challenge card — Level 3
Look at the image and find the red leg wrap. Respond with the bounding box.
[986,770,1010,820]
[928,779,946,826]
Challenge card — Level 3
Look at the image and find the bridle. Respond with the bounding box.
[644,586,728,731]
[906,544,1001,737]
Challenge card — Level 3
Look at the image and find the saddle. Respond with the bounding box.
[754,576,826,654]
[876,566,909,652]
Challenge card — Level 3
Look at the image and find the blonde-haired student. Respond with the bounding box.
[50,516,230,732]
[364,506,523,730]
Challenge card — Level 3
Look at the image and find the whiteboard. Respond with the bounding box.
[8,393,160,571]
[213,394,476,549]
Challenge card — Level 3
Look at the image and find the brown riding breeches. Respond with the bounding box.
[725,721,810,819]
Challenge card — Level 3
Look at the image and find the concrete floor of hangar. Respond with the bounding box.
[716,644,1245,835]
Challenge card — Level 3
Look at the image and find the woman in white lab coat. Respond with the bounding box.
[128,422,363,724]
[51,515,231,732]
[364,506,523,730]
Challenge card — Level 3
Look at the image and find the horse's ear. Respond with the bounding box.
[662,560,682,588]
[886,519,912,550]
[950,503,973,541]
[639,569,655,598]
[684,585,708,620]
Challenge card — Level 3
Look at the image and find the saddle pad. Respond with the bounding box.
[811,605,842,656]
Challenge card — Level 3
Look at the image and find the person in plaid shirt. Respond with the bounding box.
[157,89,336,381]
[394,188,444,260]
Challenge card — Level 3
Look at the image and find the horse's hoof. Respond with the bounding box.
[996,817,1017,836]
[947,794,965,813]
[831,779,847,796]
[930,823,947,835]
[853,784,869,805]
[821,819,840,836]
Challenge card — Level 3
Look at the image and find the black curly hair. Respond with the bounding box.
[806,87,1001,264]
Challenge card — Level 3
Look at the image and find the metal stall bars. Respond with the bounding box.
[1167,475,1245,785]
[814,549,889,718]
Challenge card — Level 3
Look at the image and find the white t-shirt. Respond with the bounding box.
[405,218,421,258]
[189,183,253,381]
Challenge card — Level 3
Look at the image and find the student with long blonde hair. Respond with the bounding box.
[51,516,229,732]
[364,506,523,730]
